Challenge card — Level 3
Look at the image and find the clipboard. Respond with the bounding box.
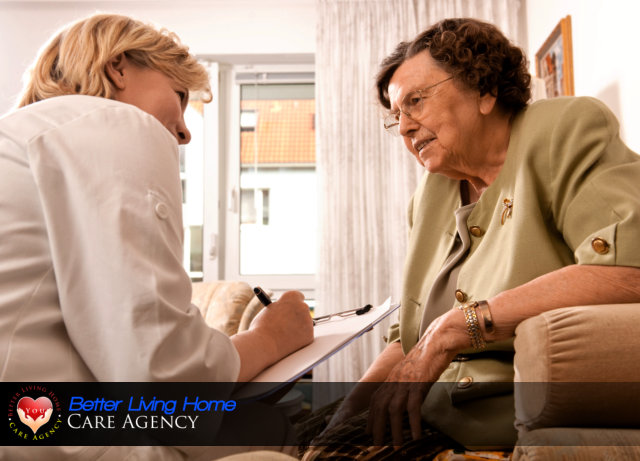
[233,297,399,400]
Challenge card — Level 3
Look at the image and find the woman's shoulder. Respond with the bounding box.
[8,95,145,126]
[2,95,170,147]
[522,96,618,128]
[511,96,621,151]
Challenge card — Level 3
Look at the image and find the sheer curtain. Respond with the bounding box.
[314,0,523,405]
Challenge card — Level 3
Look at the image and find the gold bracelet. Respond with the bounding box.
[457,302,486,350]
[476,300,495,334]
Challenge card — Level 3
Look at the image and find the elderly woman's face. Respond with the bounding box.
[387,51,492,178]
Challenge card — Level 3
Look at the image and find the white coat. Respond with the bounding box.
[0,95,243,459]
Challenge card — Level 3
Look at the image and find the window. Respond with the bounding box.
[241,188,270,225]
[180,101,206,281]
[181,61,316,296]
[240,110,257,132]
[229,69,316,293]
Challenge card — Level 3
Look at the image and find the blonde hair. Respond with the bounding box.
[18,13,211,108]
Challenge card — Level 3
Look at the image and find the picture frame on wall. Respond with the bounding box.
[535,15,574,97]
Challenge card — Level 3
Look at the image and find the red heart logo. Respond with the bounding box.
[17,396,53,435]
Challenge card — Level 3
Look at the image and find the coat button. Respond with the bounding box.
[591,238,610,254]
[155,202,169,219]
[458,376,473,389]
[455,290,467,302]
[469,226,484,237]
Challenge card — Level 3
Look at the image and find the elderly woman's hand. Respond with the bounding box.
[366,308,470,446]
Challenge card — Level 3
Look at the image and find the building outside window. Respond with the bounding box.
[238,83,316,276]
[180,64,316,295]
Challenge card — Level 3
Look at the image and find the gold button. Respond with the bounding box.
[591,238,610,254]
[458,376,473,389]
[455,290,467,302]
[469,226,484,237]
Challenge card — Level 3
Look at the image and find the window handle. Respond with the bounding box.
[228,187,238,213]
[209,233,218,260]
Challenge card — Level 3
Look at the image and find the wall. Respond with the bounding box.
[0,0,316,115]
[526,0,640,152]
[3,1,638,143]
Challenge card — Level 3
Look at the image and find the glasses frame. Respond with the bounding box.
[383,76,453,136]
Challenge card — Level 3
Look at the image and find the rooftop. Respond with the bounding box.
[240,99,316,165]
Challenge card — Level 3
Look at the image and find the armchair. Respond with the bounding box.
[512,303,640,460]
[191,281,268,336]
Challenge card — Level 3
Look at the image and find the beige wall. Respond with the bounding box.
[526,0,640,152]
[4,0,639,154]
[0,0,316,115]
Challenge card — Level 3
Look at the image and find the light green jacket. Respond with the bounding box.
[390,96,640,350]
[387,96,640,448]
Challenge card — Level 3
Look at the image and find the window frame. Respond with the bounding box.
[200,61,316,298]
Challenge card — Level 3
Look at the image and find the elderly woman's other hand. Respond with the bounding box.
[300,341,404,448]
[366,308,469,446]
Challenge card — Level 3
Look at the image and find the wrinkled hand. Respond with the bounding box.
[366,309,469,446]
[322,397,363,434]
[250,290,314,358]
[317,382,381,438]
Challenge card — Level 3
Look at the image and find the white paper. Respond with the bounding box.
[233,298,398,399]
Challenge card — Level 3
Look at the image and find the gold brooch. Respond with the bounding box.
[501,198,513,225]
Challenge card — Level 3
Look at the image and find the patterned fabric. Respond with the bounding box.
[297,400,512,460]
[297,401,457,461]
[433,449,512,460]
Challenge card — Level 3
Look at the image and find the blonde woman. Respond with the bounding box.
[0,13,312,460]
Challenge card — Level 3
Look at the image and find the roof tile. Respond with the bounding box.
[240,99,315,164]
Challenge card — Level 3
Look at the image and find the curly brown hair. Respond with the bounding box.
[376,18,531,115]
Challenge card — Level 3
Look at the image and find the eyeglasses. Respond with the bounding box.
[383,76,453,136]
[312,304,372,325]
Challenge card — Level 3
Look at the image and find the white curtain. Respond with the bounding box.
[314,0,523,406]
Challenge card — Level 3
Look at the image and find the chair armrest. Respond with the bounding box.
[191,281,254,336]
[513,303,640,432]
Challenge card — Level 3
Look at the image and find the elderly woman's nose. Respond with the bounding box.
[398,112,419,137]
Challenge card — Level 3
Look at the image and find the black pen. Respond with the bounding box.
[253,286,272,307]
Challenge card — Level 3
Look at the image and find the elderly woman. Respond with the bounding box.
[0,13,312,460]
[304,17,640,460]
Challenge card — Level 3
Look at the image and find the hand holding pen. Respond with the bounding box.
[247,288,313,359]
[231,288,312,381]
[254,286,372,326]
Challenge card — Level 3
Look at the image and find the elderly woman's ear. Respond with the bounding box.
[478,90,499,115]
